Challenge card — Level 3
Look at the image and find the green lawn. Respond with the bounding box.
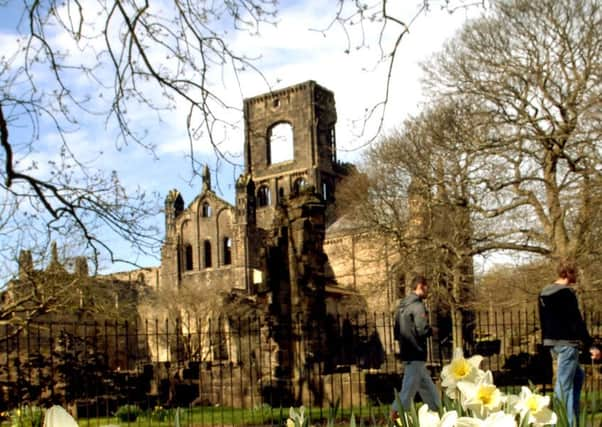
[68,404,391,427]
[4,395,602,427]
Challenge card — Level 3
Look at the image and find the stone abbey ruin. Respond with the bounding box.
[154,81,396,405]
[4,81,477,410]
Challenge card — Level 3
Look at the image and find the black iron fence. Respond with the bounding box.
[0,308,601,425]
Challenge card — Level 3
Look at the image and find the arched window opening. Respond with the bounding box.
[204,240,212,268]
[184,244,193,271]
[223,237,232,265]
[257,186,271,207]
[174,194,184,217]
[201,202,212,217]
[268,123,294,165]
[293,178,307,195]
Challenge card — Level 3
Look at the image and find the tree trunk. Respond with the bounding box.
[451,304,464,352]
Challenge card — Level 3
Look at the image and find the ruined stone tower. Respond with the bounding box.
[241,80,338,228]
[159,81,341,297]
[156,82,346,402]
[233,81,341,295]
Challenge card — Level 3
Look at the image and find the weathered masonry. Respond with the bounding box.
[160,81,352,312]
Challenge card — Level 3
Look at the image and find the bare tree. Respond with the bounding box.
[314,0,487,143]
[0,0,284,273]
[0,0,491,276]
[475,261,555,311]
[337,101,481,348]
[342,0,602,345]
[2,244,140,335]
[423,0,602,264]
[572,176,602,310]
[139,282,250,362]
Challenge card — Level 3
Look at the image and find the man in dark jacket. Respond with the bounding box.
[539,261,600,426]
[392,275,440,414]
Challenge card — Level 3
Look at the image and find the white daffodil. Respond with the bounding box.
[456,411,517,427]
[418,405,458,427]
[441,348,484,399]
[457,371,503,419]
[419,404,442,427]
[43,406,78,427]
[287,406,306,427]
[513,386,557,426]
[504,394,520,411]
[440,411,460,427]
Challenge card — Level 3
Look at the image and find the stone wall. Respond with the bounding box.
[324,231,400,314]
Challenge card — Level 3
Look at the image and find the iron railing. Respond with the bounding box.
[0,308,600,426]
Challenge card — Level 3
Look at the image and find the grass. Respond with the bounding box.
[54,404,392,427]
[4,391,602,426]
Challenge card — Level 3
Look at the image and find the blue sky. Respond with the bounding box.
[0,1,479,274]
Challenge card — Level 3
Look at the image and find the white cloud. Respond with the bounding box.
[0,32,21,58]
[224,1,477,159]
[134,1,480,181]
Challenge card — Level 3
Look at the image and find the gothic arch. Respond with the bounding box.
[203,240,212,268]
[184,244,193,271]
[222,237,232,265]
[257,185,271,207]
[216,207,233,267]
[293,177,307,195]
[267,122,294,165]
[179,219,193,272]
[201,202,212,217]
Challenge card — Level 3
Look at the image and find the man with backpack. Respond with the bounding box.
[392,275,441,416]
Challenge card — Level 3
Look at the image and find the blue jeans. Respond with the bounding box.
[552,345,584,427]
[392,361,441,411]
